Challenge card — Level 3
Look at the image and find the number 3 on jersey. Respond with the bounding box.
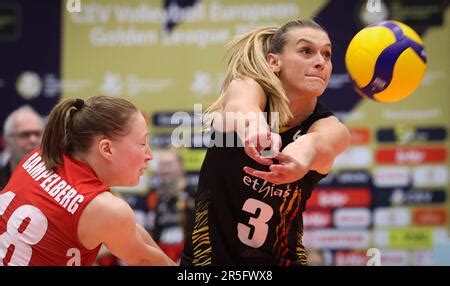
[0,191,48,266]
[237,198,273,248]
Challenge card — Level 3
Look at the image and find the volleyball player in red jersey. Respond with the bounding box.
[0,96,175,266]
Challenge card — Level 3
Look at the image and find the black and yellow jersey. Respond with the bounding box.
[181,103,333,266]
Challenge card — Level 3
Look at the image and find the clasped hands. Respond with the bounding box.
[242,127,309,185]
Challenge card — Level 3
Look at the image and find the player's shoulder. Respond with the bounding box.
[80,191,136,234]
[227,77,265,97]
[89,192,132,214]
[225,77,267,110]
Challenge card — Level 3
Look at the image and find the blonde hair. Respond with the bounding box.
[204,20,327,128]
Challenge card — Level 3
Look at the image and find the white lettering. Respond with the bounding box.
[67,195,84,214]
[60,189,77,208]
[21,153,85,215]
[22,152,40,169]
[40,174,59,190]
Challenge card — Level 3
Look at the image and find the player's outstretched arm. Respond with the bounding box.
[244,116,350,184]
[284,116,350,175]
[220,77,281,164]
[78,192,176,266]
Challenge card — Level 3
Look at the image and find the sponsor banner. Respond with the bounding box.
[374,207,411,227]
[373,167,410,188]
[434,228,449,244]
[317,172,335,186]
[380,250,409,266]
[332,147,372,168]
[150,133,173,148]
[349,128,371,145]
[321,250,334,266]
[303,209,332,229]
[335,170,371,186]
[374,228,446,249]
[186,172,200,187]
[333,208,371,228]
[376,147,447,165]
[377,126,447,144]
[152,112,179,127]
[334,250,368,266]
[308,188,371,208]
[433,241,450,266]
[373,188,447,207]
[303,229,370,250]
[412,165,448,187]
[411,250,435,266]
[374,229,389,248]
[152,111,202,127]
[413,208,447,226]
[179,148,206,172]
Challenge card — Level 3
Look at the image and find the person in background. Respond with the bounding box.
[1,106,44,190]
[146,149,196,263]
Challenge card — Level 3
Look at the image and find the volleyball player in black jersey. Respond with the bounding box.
[181,20,350,266]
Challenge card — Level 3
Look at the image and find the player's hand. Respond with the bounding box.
[243,131,282,165]
[243,152,308,184]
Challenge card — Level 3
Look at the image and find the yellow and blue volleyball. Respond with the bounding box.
[345,20,427,103]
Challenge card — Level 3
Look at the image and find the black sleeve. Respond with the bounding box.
[302,102,334,133]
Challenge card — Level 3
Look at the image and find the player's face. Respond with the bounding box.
[110,112,152,186]
[276,27,332,97]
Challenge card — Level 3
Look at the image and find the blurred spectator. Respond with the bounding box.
[145,149,196,263]
[0,106,44,189]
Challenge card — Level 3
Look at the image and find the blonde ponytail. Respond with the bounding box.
[205,27,291,129]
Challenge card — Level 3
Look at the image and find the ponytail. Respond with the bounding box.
[41,99,82,169]
[205,27,291,128]
[41,96,137,170]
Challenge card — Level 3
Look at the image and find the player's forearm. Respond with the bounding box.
[122,225,175,266]
[284,132,335,174]
[222,94,269,139]
[127,245,176,266]
[143,246,176,266]
[236,113,271,142]
[136,223,159,247]
[287,117,351,174]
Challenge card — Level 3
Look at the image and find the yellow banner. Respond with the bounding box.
[388,228,434,249]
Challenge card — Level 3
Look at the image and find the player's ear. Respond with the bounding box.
[267,53,281,74]
[98,138,113,160]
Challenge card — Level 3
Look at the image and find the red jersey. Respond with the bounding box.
[0,150,109,266]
